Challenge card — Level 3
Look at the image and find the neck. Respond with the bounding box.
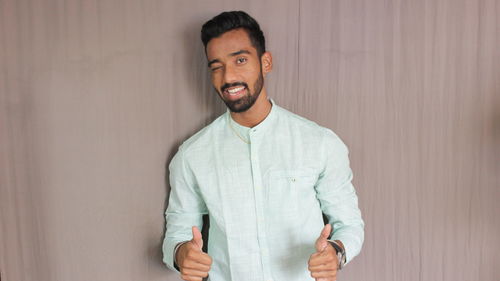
[230,88,272,128]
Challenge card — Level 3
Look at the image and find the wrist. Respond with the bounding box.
[174,241,189,268]
[333,240,345,253]
[327,239,346,270]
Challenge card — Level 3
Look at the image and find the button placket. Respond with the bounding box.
[249,132,273,280]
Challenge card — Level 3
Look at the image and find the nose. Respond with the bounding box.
[223,64,238,84]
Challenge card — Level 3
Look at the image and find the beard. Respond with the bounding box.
[217,71,264,113]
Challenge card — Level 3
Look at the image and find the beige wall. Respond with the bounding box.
[1,0,499,280]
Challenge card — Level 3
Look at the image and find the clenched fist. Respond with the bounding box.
[308,224,339,281]
[176,226,213,281]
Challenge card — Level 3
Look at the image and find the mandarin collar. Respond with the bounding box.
[226,98,278,139]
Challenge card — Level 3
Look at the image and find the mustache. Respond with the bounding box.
[221,82,248,93]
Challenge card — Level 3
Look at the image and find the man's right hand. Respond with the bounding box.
[176,226,213,281]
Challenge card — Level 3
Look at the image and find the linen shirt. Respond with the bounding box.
[162,99,364,281]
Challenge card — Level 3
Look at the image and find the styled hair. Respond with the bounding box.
[201,11,266,57]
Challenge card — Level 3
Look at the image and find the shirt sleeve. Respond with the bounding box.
[314,128,365,266]
[162,145,208,273]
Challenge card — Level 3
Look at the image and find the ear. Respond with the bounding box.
[260,51,273,75]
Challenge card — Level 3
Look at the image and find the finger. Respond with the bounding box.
[315,224,331,252]
[185,250,213,266]
[179,274,203,281]
[309,251,337,266]
[309,261,338,272]
[315,237,327,252]
[311,270,337,278]
[180,267,209,278]
[181,259,211,272]
[316,241,336,255]
[317,224,331,252]
[320,224,332,239]
[308,254,338,271]
[191,226,203,249]
[309,255,336,267]
[315,276,336,281]
[310,247,334,259]
[316,276,336,281]
[198,252,212,265]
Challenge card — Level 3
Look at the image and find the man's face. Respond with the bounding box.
[206,28,264,113]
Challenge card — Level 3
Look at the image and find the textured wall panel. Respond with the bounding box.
[1,0,498,281]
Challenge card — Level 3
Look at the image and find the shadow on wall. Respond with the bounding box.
[156,16,225,270]
[492,100,500,171]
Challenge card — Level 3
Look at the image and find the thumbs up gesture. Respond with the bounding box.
[307,224,339,281]
[175,226,213,281]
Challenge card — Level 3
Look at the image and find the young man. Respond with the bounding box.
[162,11,364,281]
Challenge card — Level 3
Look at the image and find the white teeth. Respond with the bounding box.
[228,87,244,94]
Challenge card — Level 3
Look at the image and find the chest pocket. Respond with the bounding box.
[266,169,318,221]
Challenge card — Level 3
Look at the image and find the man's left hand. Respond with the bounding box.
[307,224,338,281]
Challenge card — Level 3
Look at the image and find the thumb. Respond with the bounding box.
[191,226,203,250]
[315,224,332,252]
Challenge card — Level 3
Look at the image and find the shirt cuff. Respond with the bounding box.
[330,231,363,266]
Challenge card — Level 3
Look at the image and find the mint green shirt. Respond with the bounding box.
[162,99,364,281]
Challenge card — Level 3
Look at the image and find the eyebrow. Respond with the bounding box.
[207,49,251,68]
[207,59,221,68]
[229,49,251,56]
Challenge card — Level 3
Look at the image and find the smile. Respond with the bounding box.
[224,86,246,97]
[228,86,245,94]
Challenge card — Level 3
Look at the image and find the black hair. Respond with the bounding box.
[201,11,266,57]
